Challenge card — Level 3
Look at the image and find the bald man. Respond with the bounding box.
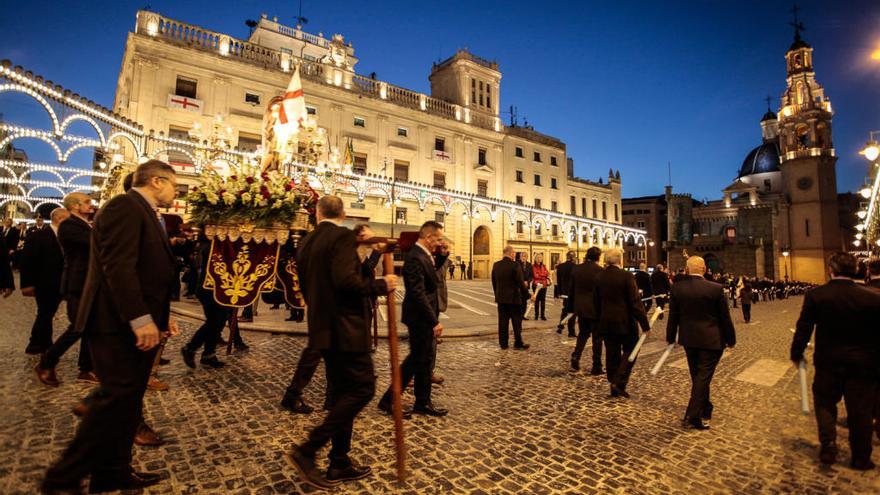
[35,193,96,386]
[666,256,736,430]
[21,208,69,355]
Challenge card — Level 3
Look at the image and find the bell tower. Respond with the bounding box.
[777,9,840,284]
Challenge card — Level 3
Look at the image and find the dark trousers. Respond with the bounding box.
[604,332,638,390]
[300,350,374,469]
[497,303,524,348]
[28,290,62,352]
[44,331,157,486]
[683,347,722,421]
[741,304,751,322]
[571,318,602,369]
[558,303,576,335]
[533,287,547,318]
[813,367,878,465]
[284,346,323,401]
[185,291,226,357]
[40,295,92,371]
[382,327,434,407]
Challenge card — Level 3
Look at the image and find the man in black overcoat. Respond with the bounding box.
[568,246,604,374]
[492,245,533,350]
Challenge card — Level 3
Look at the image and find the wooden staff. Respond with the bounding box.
[381,245,406,482]
[226,308,239,355]
[372,300,379,351]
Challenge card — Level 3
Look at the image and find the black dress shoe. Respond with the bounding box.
[569,359,580,373]
[556,326,563,334]
[88,470,161,493]
[513,343,530,350]
[377,400,412,419]
[234,342,250,352]
[199,356,225,368]
[326,464,372,482]
[851,459,875,471]
[413,403,448,417]
[283,446,340,490]
[181,347,196,369]
[540,316,547,321]
[281,396,314,414]
[681,418,710,430]
[39,480,83,495]
[819,443,837,464]
[25,345,48,355]
[610,384,630,399]
[590,367,603,376]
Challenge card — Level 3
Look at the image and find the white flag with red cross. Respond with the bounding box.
[279,65,306,132]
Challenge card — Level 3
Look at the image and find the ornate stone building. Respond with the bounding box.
[664,25,842,284]
[112,10,642,278]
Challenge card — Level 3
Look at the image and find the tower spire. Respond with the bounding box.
[789,4,806,42]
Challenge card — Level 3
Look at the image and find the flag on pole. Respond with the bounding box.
[279,64,306,131]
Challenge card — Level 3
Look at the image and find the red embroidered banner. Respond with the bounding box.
[203,239,280,308]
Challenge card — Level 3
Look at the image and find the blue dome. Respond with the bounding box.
[738,142,780,178]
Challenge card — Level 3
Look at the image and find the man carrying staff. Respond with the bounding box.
[285,196,396,489]
[665,256,736,430]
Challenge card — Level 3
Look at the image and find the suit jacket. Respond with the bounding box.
[634,270,652,297]
[666,275,736,350]
[297,221,387,352]
[792,279,880,375]
[0,236,13,290]
[19,226,63,296]
[58,215,91,296]
[492,257,531,305]
[567,260,603,319]
[650,271,670,294]
[77,190,177,334]
[434,253,450,313]
[594,265,650,335]
[2,226,19,252]
[555,260,574,296]
[401,245,440,330]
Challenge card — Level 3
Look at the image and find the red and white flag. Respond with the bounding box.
[279,65,306,131]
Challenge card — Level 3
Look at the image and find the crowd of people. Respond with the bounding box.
[0,159,878,493]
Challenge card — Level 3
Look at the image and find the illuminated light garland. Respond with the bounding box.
[0,159,109,178]
[58,114,107,148]
[0,178,100,191]
[0,83,60,132]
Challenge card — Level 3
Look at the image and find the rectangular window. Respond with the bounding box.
[515,147,523,158]
[353,116,366,127]
[516,221,524,234]
[479,81,483,90]
[435,211,445,224]
[306,105,317,116]
[602,202,608,220]
[395,207,407,225]
[479,95,484,106]
[433,171,446,189]
[533,151,541,162]
[551,156,558,166]
[552,224,559,237]
[551,201,557,212]
[471,91,476,104]
[614,204,619,222]
[550,178,558,189]
[394,160,409,182]
[167,127,193,164]
[551,252,560,268]
[236,132,261,153]
[478,148,487,166]
[515,170,524,183]
[435,137,445,152]
[534,174,542,186]
[535,198,542,209]
[352,153,367,175]
[582,198,587,216]
[175,76,197,98]
[592,199,598,218]
[244,92,261,105]
[516,195,523,205]
[486,87,491,109]
[805,218,810,237]
[472,78,476,88]
[477,179,488,197]
[570,196,576,214]
[536,224,542,236]
[393,127,406,138]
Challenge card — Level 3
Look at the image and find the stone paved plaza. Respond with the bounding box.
[1,283,879,494]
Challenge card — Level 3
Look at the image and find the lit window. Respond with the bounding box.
[397,127,408,137]
[244,92,261,105]
[353,117,366,127]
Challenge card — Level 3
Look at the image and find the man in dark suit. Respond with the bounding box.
[2,218,19,257]
[285,196,395,490]
[0,232,13,297]
[27,216,47,235]
[20,207,69,355]
[594,248,650,398]
[568,247,604,374]
[35,193,96,386]
[492,245,533,350]
[666,256,736,430]
[41,160,180,494]
[791,252,880,470]
[555,251,576,336]
[378,220,447,418]
[866,258,880,443]
[651,264,671,319]
[634,262,653,312]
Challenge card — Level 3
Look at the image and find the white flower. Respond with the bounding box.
[242,192,252,203]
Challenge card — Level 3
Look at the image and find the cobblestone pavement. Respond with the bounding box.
[2,290,879,494]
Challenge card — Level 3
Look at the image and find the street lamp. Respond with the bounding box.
[860,132,880,162]
[782,248,790,281]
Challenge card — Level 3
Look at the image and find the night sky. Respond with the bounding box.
[2,0,879,200]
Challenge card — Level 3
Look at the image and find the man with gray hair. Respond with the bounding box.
[594,247,650,398]
[20,207,69,356]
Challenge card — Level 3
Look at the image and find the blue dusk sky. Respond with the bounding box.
[2,0,880,200]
